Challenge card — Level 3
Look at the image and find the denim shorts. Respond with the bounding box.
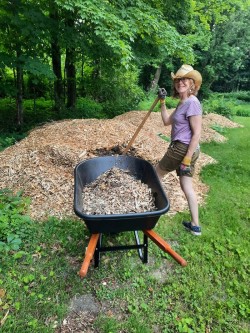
[158,140,200,177]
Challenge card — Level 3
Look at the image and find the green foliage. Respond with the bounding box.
[236,109,250,117]
[0,0,249,130]
[0,126,28,151]
[165,97,179,109]
[210,124,227,134]
[0,189,31,254]
[25,74,54,100]
[63,98,105,119]
[202,92,250,119]
[213,104,232,119]
[202,95,234,118]
[0,98,54,131]
[0,0,197,127]
[0,1,53,76]
[229,91,250,103]
[0,135,19,151]
[158,133,171,142]
[0,98,16,130]
[82,65,145,118]
[192,0,246,28]
[138,92,178,111]
[22,58,54,80]
[0,215,87,332]
[206,7,250,92]
[0,234,22,253]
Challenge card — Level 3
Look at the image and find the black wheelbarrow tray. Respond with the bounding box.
[74,155,187,277]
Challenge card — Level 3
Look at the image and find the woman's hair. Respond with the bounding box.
[172,79,199,98]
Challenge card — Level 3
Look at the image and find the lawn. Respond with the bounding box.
[0,117,249,333]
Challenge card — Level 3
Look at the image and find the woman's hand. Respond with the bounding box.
[158,88,167,104]
[179,156,191,176]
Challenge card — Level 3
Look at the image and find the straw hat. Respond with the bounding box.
[171,64,202,89]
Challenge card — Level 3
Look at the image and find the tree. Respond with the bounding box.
[1,0,249,129]
[190,0,250,94]
[209,8,250,91]
[53,0,194,99]
[49,1,64,112]
[137,0,194,91]
[0,0,53,126]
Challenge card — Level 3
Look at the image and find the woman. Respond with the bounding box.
[155,64,203,236]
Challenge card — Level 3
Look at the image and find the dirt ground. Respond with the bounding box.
[0,111,241,220]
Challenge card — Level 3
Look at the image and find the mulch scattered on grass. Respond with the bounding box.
[0,111,241,220]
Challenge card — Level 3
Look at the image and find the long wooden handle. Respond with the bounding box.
[79,233,100,278]
[143,229,187,267]
[123,97,160,154]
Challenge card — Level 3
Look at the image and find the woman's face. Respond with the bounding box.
[174,78,194,97]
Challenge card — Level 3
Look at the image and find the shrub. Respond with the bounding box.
[0,136,15,150]
[62,98,105,119]
[165,97,179,108]
[202,96,234,119]
[23,98,54,125]
[236,110,250,117]
[213,105,232,119]
[79,64,145,118]
[0,189,32,254]
[138,91,178,112]
[0,98,54,131]
[100,83,144,118]
[229,91,250,102]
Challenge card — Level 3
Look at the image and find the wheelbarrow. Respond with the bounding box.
[74,155,187,278]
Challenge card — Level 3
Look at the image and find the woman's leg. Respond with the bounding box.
[179,175,199,226]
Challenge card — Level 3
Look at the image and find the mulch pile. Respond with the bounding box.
[0,111,241,220]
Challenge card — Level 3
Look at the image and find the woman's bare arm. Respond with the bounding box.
[185,114,202,158]
[160,103,174,126]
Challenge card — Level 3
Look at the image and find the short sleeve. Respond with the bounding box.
[186,97,202,118]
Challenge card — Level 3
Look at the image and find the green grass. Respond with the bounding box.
[0,118,250,332]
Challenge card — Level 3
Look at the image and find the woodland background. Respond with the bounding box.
[0,0,250,132]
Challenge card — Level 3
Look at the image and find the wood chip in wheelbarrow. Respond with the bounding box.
[82,167,157,215]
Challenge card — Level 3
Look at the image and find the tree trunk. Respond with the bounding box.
[49,4,64,112]
[64,14,76,109]
[148,65,162,92]
[16,48,23,126]
[51,40,64,112]
[65,47,76,108]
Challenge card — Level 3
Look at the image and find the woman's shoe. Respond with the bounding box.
[182,221,201,236]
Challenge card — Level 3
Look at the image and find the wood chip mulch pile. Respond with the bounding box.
[0,111,242,220]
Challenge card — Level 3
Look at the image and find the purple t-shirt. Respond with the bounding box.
[171,95,202,144]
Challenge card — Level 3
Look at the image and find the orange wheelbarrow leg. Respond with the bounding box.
[143,230,187,267]
[79,233,100,278]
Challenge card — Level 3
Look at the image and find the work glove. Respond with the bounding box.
[158,88,167,104]
[179,156,191,176]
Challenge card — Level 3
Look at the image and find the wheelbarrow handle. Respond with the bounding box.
[123,97,160,154]
[79,233,100,278]
[143,230,187,267]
